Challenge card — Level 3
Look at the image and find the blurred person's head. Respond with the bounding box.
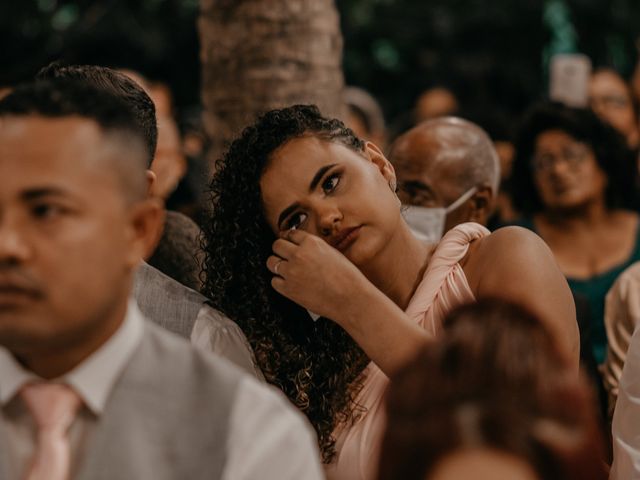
[389,117,500,234]
[148,210,203,291]
[151,114,187,199]
[0,79,163,376]
[588,68,639,149]
[180,106,209,159]
[465,109,516,181]
[512,102,639,216]
[414,87,459,124]
[344,86,386,149]
[377,299,606,480]
[632,42,640,107]
[36,63,157,166]
[117,70,186,199]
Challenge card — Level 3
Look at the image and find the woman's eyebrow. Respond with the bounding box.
[309,163,338,192]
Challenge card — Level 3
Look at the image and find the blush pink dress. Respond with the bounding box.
[324,222,490,480]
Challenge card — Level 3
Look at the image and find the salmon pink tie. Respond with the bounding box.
[20,383,81,480]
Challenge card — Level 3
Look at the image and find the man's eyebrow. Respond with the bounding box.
[400,179,434,195]
[277,203,301,230]
[309,164,338,193]
[21,187,70,201]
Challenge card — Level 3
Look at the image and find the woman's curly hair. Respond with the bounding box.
[201,104,371,462]
[511,102,640,215]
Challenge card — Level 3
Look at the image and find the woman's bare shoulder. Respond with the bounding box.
[464,226,550,275]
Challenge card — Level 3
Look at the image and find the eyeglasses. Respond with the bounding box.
[531,144,591,173]
[589,95,631,110]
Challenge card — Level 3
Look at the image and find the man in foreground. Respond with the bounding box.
[0,79,323,479]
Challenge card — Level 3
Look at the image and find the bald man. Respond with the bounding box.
[389,117,500,238]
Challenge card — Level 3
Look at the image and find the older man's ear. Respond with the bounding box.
[468,186,495,225]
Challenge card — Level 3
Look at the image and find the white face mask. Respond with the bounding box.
[402,187,478,243]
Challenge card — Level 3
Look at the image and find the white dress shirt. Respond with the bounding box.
[611,320,640,479]
[191,305,266,381]
[0,299,143,479]
[0,300,324,480]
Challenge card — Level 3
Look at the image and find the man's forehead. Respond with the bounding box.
[0,116,120,188]
[0,115,104,155]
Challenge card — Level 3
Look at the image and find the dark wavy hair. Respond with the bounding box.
[378,299,607,480]
[511,102,639,215]
[202,104,370,462]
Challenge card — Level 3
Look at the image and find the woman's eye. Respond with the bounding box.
[286,212,308,231]
[322,173,340,193]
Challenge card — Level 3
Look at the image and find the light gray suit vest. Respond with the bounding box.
[44,321,236,480]
[0,322,243,480]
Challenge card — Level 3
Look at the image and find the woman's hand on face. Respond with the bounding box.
[267,229,433,376]
[266,229,371,323]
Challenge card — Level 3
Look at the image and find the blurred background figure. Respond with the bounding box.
[511,102,640,369]
[413,86,459,124]
[120,68,208,222]
[463,110,520,227]
[343,86,387,149]
[148,211,204,292]
[377,300,607,480]
[153,114,188,200]
[588,67,640,151]
[604,261,640,419]
[611,302,640,479]
[119,70,188,202]
[389,117,499,240]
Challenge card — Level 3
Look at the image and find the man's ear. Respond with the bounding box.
[364,141,397,189]
[125,198,165,267]
[468,186,495,225]
[145,169,157,197]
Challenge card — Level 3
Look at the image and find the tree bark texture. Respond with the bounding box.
[199,0,346,163]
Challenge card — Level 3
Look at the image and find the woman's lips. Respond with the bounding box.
[333,226,362,252]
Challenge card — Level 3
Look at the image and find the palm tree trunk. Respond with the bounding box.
[199,0,345,163]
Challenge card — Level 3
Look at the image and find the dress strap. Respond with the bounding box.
[405,222,489,325]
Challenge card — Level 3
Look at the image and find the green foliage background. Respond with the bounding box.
[1,0,639,126]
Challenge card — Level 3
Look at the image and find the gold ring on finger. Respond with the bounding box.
[274,259,283,276]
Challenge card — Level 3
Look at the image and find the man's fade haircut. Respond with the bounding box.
[36,62,157,167]
[0,78,149,200]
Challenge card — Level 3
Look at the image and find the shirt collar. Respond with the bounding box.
[0,298,144,415]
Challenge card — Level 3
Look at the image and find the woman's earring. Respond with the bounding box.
[389,179,397,193]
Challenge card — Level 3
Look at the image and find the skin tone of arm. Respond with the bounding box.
[462,226,580,370]
[269,226,580,375]
[268,229,432,376]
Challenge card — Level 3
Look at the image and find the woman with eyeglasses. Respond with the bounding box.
[588,67,640,151]
[511,102,640,370]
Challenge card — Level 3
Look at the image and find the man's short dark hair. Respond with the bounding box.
[36,63,157,167]
[0,78,149,199]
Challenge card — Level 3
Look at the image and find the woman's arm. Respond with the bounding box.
[268,229,431,376]
[464,226,580,370]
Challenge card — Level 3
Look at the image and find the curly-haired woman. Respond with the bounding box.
[202,105,579,480]
[511,102,640,367]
